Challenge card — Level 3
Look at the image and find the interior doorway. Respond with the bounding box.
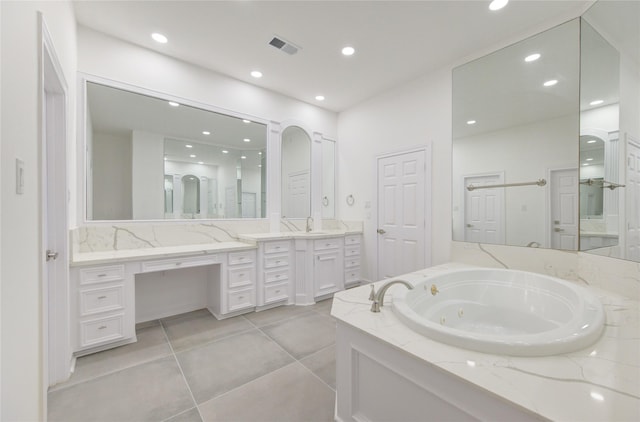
[462,173,505,244]
[626,138,640,261]
[549,168,579,250]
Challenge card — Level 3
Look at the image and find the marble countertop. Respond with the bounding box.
[71,241,256,266]
[238,229,361,242]
[331,262,640,422]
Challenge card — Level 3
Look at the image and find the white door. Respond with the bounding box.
[224,186,236,218]
[550,169,579,250]
[626,140,640,261]
[242,192,257,218]
[377,150,427,279]
[286,170,310,218]
[463,174,505,244]
[42,29,70,387]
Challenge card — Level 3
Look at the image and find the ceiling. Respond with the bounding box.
[73,0,593,112]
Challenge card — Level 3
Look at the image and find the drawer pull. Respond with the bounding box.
[275,260,281,264]
[97,274,107,278]
[275,290,281,294]
[238,257,245,260]
[239,273,245,277]
[238,296,244,300]
[326,243,331,247]
[98,325,107,330]
[97,295,107,300]
[275,246,281,249]
[175,262,182,266]
[275,274,281,278]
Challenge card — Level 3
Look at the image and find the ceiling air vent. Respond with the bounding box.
[269,36,300,55]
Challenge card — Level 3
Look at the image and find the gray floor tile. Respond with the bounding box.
[300,344,336,389]
[310,297,334,316]
[165,407,203,422]
[176,330,294,404]
[261,312,336,359]
[162,308,254,352]
[52,324,172,389]
[48,356,194,422]
[243,304,315,327]
[199,362,335,422]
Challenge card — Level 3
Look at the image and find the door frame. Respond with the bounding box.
[625,135,640,260]
[459,171,505,244]
[40,13,70,395]
[546,167,578,249]
[374,145,431,281]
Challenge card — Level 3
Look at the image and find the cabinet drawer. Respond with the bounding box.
[80,314,125,348]
[228,266,253,289]
[345,235,361,245]
[264,268,289,284]
[228,250,255,265]
[264,241,290,254]
[314,238,341,251]
[79,284,124,316]
[345,268,361,284]
[79,265,124,285]
[141,255,219,273]
[345,257,360,269]
[264,282,289,304]
[344,245,360,257]
[264,254,289,269]
[227,288,255,312]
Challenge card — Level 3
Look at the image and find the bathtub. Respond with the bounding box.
[392,268,605,356]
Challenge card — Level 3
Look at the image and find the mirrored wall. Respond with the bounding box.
[280,126,311,219]
[85,81,267,220]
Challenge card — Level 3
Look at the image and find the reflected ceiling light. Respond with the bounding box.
[189,154,196,158]
[202,131,210,135]
[258,151,262,155]
[151,32,168,44]
[341,46,355,56]
[258,164,262,168]
[590,99,604,106]
[587,140,597,144]
[315,95,325,101]
[251,70,263,78]
[543,79,558,87]
[168,101,180,107]
[222,150,229,154]
[583,163,589,166]
[185,144,193,148]
[466,120,476,125]
[198,161,204,165]
[241,155,247,159]
[586,158,593,161]
[164,157,167,161]
[243,138,251,142]
[525,53,541,62]
[242,119,251,123]
[489,0,509,11]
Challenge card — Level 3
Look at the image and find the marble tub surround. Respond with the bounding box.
[451,241,640,299]
[72,219,363,254]
[332,263,640,421]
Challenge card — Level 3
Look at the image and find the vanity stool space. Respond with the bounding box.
[70,243,258,356]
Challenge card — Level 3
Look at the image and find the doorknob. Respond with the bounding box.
[466,224,473,228]
[46,250,59,261]
[554,228,565,232]
[377,229,386,235]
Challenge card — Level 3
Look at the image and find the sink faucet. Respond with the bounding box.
[306,216,314,232]
[369,280,413,312]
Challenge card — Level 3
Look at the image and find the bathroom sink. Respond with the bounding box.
[391,269,605,356]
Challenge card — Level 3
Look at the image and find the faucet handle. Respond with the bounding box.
[368,285,376,301]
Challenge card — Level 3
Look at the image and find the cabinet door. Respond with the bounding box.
[314,250,342,297]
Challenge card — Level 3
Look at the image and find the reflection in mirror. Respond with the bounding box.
[281,126,311,218]
[580,0,639,261]
[322,139,336,219]
[85,81,267,220]
[452,19,579,250]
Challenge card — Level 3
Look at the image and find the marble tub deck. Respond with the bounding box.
[331,262,640,422]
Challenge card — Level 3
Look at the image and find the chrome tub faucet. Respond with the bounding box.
[369,280,413,312]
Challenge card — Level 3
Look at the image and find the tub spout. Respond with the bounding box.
[370,280,413,312]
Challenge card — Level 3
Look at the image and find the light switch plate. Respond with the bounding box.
[16,158,24,194]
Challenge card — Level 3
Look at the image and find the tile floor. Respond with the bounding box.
[48,298,336,422]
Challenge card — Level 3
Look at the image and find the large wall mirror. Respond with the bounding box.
[452,0,639,262]
[281,126,311,219]
[84,80,268,220]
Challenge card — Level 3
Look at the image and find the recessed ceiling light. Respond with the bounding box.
[243,138,251,143]
[151,33,168,44]
[586,158,593,161]
[587,140,597,144]
[202,131,210,135]
[258,164,262,168]
[189,154,196,158]
[198,161,204,165]
[341,46,355,56]
[489,0,509,11]
[168,101,180,107]
[222,150,229,154]
[590,99,604,106]
[251,70,263,78]
[258,151,262,155]
[241,155,246,159]
[466,120,476,125]
[164,157,167,161]
[543,79,558,87]
[242,119,251,123]
[185,144,193,148]
[315,95,325,101]
[583,163,589,166]
[525,53,541,62]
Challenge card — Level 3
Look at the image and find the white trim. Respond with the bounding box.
[547,167,579,250]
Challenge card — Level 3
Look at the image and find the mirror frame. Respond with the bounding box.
[78,73,273,224]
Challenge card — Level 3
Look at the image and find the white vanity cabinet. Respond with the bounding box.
[256,240,293,309]
[313,237,344,298]
[71,264,136,354]
[212,250,256,317]
[343,234,362,287]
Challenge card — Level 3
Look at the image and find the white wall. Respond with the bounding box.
[1,1,77,420]
[92,131,132,220]
[131,130,164,219]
